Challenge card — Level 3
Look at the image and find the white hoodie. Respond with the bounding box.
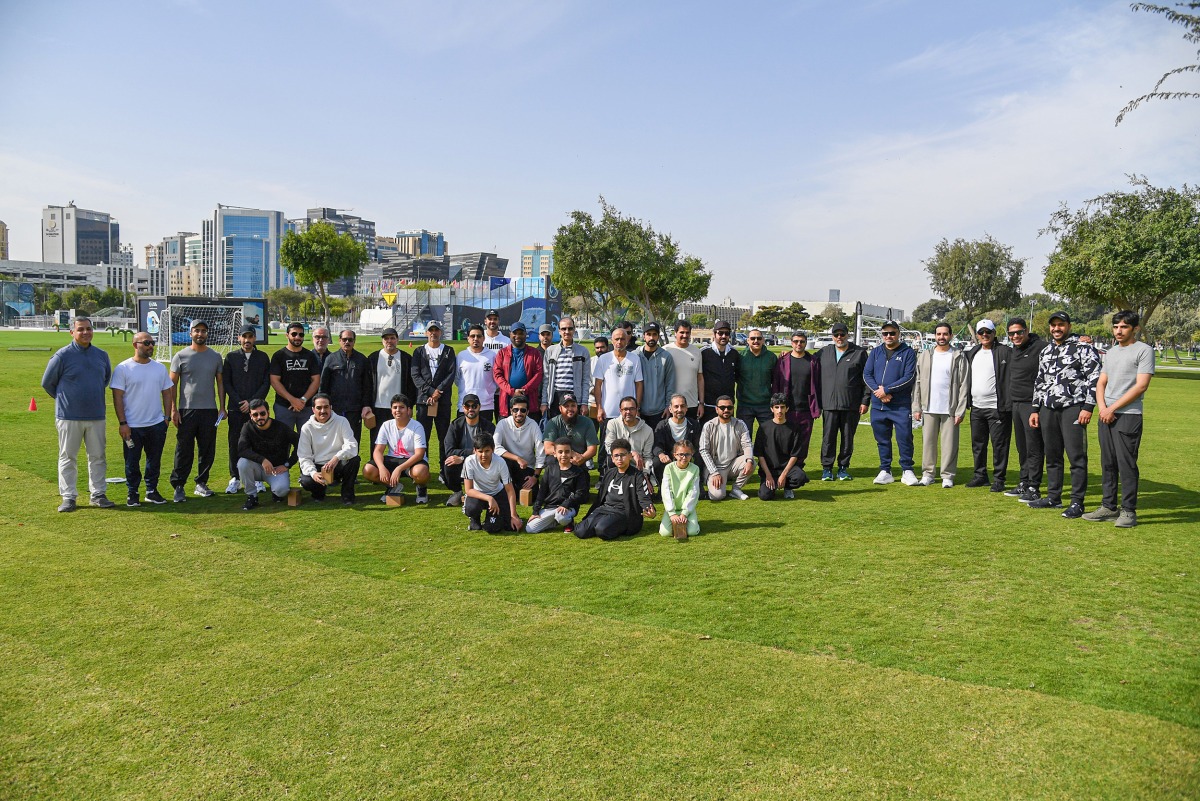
[298,412,359,476]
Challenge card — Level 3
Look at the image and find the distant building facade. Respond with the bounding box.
[395,230,446,258]
[0,259,105,292]
[42,203,120,266]
[0,220,8,260]
[202,205,292,298]
[520,243,553,278]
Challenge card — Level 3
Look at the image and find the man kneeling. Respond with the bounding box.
[526,437,590,533]
[236,398,299,510]
[298,394,360,505]
[363,394,430,503]
[574,438,656,540]
[463,432,522,533]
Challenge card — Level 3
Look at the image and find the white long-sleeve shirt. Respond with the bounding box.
[297,412,359,476]
[494,416,545,469]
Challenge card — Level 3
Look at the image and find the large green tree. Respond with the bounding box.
[1042,177,1200,326]
[1144,288,1200,360]
[923,235,1024,320]
[1117,2,1200,124]
[554,198,712,323]
[279,222,369,325]
[749,303,810,333]
[264,287,310,322]
[911,298,953,323]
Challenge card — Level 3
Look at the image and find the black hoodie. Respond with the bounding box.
[1006,333,1049,404]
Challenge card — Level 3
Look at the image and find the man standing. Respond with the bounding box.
[42,317,114,511]
[222,325,271,493]
[320,329,373,458]
[1083,311,1154,528]
[111,332,174,506]
[664,319,705,420]
[1029,311,1102,518]
[494,395,545,504]
[297,394,360,505]
[701,320,740,419]
[236,399,298,510]
[699,395,754,501]
[637,322,676,431]
[771,331,820,473]
[310,325,333,374]
[862,320,919,486]
[912,323,968,488]
[815,322,869,481]
[594,327,644,427]
[411,321,457,475]
[169,320,226,502]
[366,327,415,448]
[541,392,599,468]
[1005,318,1049,502]
[494,321,544,421]
[482,310,511,353]
[964,319,1012,492]
[541,316,591,415]
[457,324,499,421]
[736,328,777,441]
[589,335,609,418]
[536,324,554,355]
[441,393,496,507]
[270,322,320,434]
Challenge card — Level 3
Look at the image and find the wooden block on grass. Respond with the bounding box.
[519,488,534,507]
[673,520,689,541]
[287,489,302,507]
[385,492,405,507]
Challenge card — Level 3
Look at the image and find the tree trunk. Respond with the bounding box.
[317,281,331,328]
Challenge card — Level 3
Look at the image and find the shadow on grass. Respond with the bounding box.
[1139,479,1200,525]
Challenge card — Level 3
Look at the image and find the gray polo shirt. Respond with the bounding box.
[1101,341,1155,414]
[170,347,224,410]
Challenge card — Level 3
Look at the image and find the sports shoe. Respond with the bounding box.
[1082,506,1119,522]
[783,489,795,500]
[446,491,463,507]
[563,524,574,534]
[900,470,920,486]
[193,483,215,498]
[1018,488,1040,503]
[1115,510,1137,528]
[836,469,852,481]
[91,495,116,509]
[468,519,482,531]
[242,495,259,511]
[416,490,429,505]
[57,498,77,513]
[225,478,242,494]
[942,478,954,489]
[173,487,187,503]
[341,499,354,506]
[271,493,285,503]
[990,480,1006,493]
[144,490,167,505]
[255,481,267,493]
[729,487,749,501]
[1062,502,1085,519]
[917,474,934,486]
[821,469,834,482]
[1004,483,1025,497]
[1028,497,1063,510]
[126,493,141,507]
[873,470,894,485]
[965,476,989,488]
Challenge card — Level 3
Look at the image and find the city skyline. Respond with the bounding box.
[1,1,1197,312]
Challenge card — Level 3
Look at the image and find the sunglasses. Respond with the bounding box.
[977,330,994,336]
[1008,329,1026,336]
[881,331,898,337]
[341,337,355,342]
[249,411,269,419]
[716,405,734,411]
[135,339,155,346]
[748,336,763,341]
[512,407,529,414]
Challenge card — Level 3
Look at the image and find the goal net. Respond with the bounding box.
[153,304,243,363]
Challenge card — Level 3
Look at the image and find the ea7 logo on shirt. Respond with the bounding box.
[284,358,309,370]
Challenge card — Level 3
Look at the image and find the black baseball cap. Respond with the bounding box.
[381,327,398,338]
[485,309,499,318]
[831,322,849,334]
[713,319,731,332]
[644,321,661,333]
[1048,310,1071,324]
[239,324,256,335]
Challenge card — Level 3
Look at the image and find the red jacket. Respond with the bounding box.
[493,343,545,416]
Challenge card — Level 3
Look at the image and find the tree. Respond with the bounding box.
[1042,176,1200,326]
[1144,288,1200,360]
[923,235,1024,320]
[749,302,809,333]
[911,298,953,323]
[553,197,713,323]
[264,287,310,322]
[1117,2,1200,124]
[279,222,369,326]
[819,303,851,328]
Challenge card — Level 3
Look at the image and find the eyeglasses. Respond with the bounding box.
[715,331,730,336]
[620,407,637,413]
[288,332,304,337]
[716,405,734,411]
[341,337,355,342]
[881,331,898,337]
[135,339,155,346]
[511,408,528,414]
[1007,329,1026,336]
[748,336,763,341]
[832,332,847,337]
[249,412,269,419]
[313,333,330,339]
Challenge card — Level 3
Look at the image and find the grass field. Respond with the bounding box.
[1,329,1197,799]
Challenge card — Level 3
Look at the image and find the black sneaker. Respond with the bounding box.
[965,476,989,488]
[271,493,286,503]
[242,495,259,511]
[144,490,167,505]
[173,487,187,503]
[1028,497,1063,510]
[468,519,482,531]
[990,480,1007,493]
[1004,483,1025,497]
[1018,488,1040,504]
[1061,503,1085,519]
[126,493,141,507]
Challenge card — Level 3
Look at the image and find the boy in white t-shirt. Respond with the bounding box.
[462,432,522,533]
[363,394,430,503]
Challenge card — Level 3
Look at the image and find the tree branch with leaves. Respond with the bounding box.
[1117,2,1200,124]
[278,222,369,327]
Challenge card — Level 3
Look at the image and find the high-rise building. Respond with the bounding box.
[520,243,553,278]
[42,203,120,266]
[0,220,9,260]
[202,205,292,298]
[448,252,508,281]
[289,209,377,297]
[396,230,447,258]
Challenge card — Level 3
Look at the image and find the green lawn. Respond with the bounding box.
[1,330,1197,799]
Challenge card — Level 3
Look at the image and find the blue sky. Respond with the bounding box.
[1,0,1197,314]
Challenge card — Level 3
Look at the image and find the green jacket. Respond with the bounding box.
[737,347,777,407]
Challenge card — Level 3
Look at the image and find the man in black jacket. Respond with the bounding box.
[652,394,703,489]
[320,329,373,460]
[440,393,496,507]
[815,323,869,481]
[236,398,299,510]
[1004,317,1049,501]
[964,319,1012,491]
[410,321,457,477]
[223,325,271,493]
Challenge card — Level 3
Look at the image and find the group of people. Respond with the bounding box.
[43,306,1155,535]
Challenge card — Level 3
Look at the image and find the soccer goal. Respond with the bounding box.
[153,304,243,363]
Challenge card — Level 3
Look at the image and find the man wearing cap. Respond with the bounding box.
[665,319,705,420]
[169,319,226,502]
[1005,317,1049,502]
[319,329,373,459]
[222,324,271,494]
[862,320,919,486]
[771,331,821,473]
[367,327,416,450]
[816,322,869,481]
[482,310,511,353]
[411,320,457,476]
[541,391,599,468]
[1029,311,1102,518]
[541,316,592,415]
[701,320,740,418]
[270,321,321,434]
[736,328,777,441]
[912,322,968,487]
[494,321,544,421]
[441,393,496,507]
[964,319,1012,492]
[457,324,499,421]
[536,323,554,355]
[637,321,675,430]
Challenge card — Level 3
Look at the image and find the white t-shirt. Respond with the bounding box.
[110,358,174,428]
[484,332,511,352]
[456,347,498,409]
[463,454,512,496]
[593,351,644,417]
[424,343,447,375]
[927,349,953,416]
[971,348,997,409]
[375,418,427,461]
[664,343,704,407]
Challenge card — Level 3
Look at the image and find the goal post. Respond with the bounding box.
[152,304,243,364]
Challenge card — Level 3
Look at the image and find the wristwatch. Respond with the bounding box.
[299,396,308,404]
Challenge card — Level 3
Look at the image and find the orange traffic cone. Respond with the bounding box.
[28,397,37,412]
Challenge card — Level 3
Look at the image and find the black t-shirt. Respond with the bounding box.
[270,346,320,405]
[754,419,801,469]
[788,354,811,410]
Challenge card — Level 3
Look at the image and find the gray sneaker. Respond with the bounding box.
[446,491,463,507]
[91,495,116,509]
[173,487,187,503]
[57,498,77,513]
[1115,510,1138,528]
[783,489,795,500]
[1081,506,1120,522]
[193,483,215,498]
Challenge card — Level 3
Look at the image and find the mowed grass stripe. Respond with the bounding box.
[1,508,1197,799]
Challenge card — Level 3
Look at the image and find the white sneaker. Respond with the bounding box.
[225,478,242,494]
[194,482,215,498]
[942,478,954,488]
[901,470,920,486]
[255,481,267,493]
[873,470,894,485]
[729,487,749,501]
[917,475,934,486]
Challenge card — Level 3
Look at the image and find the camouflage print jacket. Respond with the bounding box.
[1031,335,1101,412]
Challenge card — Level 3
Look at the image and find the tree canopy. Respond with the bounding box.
[911,298,953,323]
[279,222,369,326]
[1042,176,1200,325]
[923,235,1024,320]
[264,287,310,322]
[1117,2,1200,124]
[748,303,810,333]
[553,198,712,324]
